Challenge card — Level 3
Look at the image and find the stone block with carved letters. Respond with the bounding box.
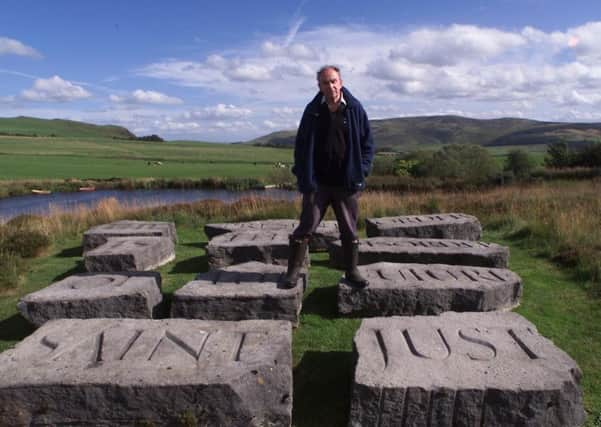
[350,312,585,427]
[82,220,177,253]
[171,262,305,324]
[366,213,482,240]
[207,230,309,270]
[0,318,292,426]
[17,272,162,326]
[84,236,175,272]
[204,219,339,251]
[329,237,508,269]
[338,262,521,316]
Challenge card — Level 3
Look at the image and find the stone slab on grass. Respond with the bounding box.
[0,318,292,426]
[350,312,585,427]
[337,262,521,316]
[17,272,162,326]
[83,220,177,253]
[84,236,175,272]
[329,237,509,269]
[171,262,305,324]
[204,219,339,251]
[366,213,482,240]
[207,230,309,270]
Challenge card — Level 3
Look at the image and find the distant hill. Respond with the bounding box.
[248,115,601,150]
[0,116,136,139]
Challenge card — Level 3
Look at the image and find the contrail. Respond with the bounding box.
[284,0,308,47]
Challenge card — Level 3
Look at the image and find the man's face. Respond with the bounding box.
[318,68,343,104]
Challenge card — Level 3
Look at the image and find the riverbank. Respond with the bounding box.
[0,184,599,424]
[0,176,297,199]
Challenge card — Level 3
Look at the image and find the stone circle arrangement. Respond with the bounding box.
[1,213,585,426]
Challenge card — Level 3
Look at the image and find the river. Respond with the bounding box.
[0,188,298,222]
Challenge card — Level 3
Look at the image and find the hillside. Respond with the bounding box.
[0,116,136,139]
[248,115,601,150]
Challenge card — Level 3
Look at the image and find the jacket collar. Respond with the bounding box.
[307,87,357,114]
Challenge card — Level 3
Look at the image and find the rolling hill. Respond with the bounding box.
[248,115,601,150]
[0,116,136,139]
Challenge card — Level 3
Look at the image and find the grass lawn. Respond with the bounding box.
[0,224,599,426]
[0,135,293,180]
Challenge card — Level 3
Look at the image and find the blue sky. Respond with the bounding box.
[1,0,601,141]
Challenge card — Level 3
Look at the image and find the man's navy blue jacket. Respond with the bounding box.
[292,87,375,194]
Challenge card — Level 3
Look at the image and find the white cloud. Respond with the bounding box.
[8,20,601,141]
[21,75,91,102]
[0,37,41,58]
[390,24,525,66]
[110,89,183,105]
[184,103,252,120]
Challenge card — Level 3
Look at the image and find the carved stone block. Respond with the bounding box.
[171,262,305,324]
[338,262,521,316]
[204,219,339,251]
[0,318,292,426]
[83,220,177,253]
[84,236,175,272]
[206,230,309,270]
[366,213,482,240]
[17,272,162,326]
[329,237,508,269]
[350,312,585,427]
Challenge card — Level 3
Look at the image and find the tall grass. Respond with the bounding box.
[2,179,601,293]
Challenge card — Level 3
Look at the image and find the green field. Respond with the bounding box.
[0,221,599,426]
[0,135,292,180]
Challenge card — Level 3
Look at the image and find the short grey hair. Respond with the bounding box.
[316,65,341,81]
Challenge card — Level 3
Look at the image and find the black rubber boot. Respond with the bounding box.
[343,239,369,289]
[281,236,308,289]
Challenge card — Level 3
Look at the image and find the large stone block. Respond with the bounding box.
[83,220,177,253]
[207,230,309,270]
[350,312,585,427]
[171,262,305,324]
[204,219,339,251]
[17,272,162,326]
[329,237,508,269]
[366,213,482,240]
[84,236,175,272]
[0,318,292,426]
[338,262,521,316]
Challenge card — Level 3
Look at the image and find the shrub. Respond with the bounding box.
[504,149,535,179]
[545,142,572,168]
[1,228,51,258]
[420,144,500,185]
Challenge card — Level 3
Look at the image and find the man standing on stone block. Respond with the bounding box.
[282,65,375,289]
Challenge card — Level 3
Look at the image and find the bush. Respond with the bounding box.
[545,142,572,168]
[504,149,535,179]
[0,228,51,258]
[419,144,500,185]
[371,156,398,176]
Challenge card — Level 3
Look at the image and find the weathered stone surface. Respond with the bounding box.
[338,262,521,316]
[0,318,292,426]
[84,236,175,272]
[207,230,309,270]
[17,272,162,326]
[204,219,339,251]
[171,262,305,324]
[82,220,177,253]
[350,312,585,427]
[366,213,482,240]
[329,237,508,269]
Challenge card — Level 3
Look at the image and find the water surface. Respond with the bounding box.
[0,188,298,222]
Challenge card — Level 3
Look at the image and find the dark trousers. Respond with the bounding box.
[292,188,359,242]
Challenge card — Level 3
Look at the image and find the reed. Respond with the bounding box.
[3,179,601,292]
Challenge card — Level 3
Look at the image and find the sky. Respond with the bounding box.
[1,0,601,142]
